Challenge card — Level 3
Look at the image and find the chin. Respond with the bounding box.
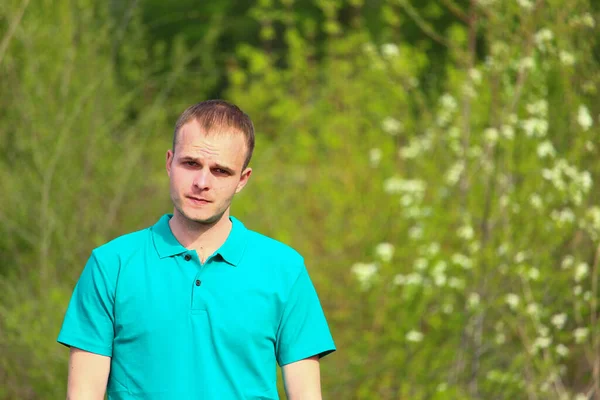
[183,209,224,226]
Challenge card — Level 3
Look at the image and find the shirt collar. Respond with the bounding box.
[215,216,248,266]
[151,214,188,258]
[151,214,248,266]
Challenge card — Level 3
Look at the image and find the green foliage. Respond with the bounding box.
[1,0,600,398]
[0,0,188,397]
[229,0,600,398]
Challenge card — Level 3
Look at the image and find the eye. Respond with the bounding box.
[214,168,229,175]
[184,161,198,167]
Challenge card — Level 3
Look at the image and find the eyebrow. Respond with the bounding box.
[179,155,235,174]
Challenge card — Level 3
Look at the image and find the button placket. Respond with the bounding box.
[190,256,207,311]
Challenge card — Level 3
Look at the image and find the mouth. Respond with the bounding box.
[186,195,211,205]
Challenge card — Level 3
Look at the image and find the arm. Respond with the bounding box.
[66,347,111,400]
[282,355,322,400]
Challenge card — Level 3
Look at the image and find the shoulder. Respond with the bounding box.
[242,225,306,277]
[246,230,304,262]
[91,225,153,268]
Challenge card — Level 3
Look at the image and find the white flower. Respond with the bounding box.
[526,100,548,117]
[526,303,539,316]
[414,258,428,271]
[445,161,465,186]
[575,394,588,400]
[551,209,575,225]
[440,93,458,112]
[406,330,424,342]
[451,253,473,269]
[562,255,574,269]
[458,224,475,240]
[528,268,540,281]
[484,127,499,144]
[375,242,395,262]
[369,148,382,167]
[448,277,465,289]
[559,51,575,66]
[382,117,403,135]
[555,344,569,357]
[433,261,447,274]
[522,118,548,137]
[469,68,482,84]
[501,124,515,140]
[431,261,447,286]
[533,336,552,350]
[518,56,535,71]
[577,105,593,131]
[514,251,527,263]
[495,333,506,344]
[468,293,480,308]
[573,327,589,343]
[408,225,423,240]
[530,194,543,209]
[581,12,596,28]
[551,313,567,329]
[581,171,593,192]
[534,29,553,51]
[433,273,447,287]
[399,141,422,159]
[536,29,553,41]
[586,140,595,152]
[426,242,440,256]
[405,272,423,286]
[537,140,556,158]
[462,83,476,99]
[517,0,534,11]
[384,176,403,194]
[381,43,399,58]
[575,262,589,282]
[505,293,520,309]
[351,263,378,289]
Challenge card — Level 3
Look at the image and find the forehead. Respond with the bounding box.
[175,121,247,162]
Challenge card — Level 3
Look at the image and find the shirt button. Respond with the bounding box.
[184,254,191,261]
[195,279,201,286]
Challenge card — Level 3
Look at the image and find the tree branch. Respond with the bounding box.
[0,0,31,66]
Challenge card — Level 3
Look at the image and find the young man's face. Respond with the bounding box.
[166,120,252,226]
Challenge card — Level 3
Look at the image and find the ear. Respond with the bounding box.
[235,167,252,194]
[166,149,174,176]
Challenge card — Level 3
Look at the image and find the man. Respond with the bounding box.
[58,100,336,400]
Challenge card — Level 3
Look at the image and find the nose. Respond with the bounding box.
[193,169,211,190]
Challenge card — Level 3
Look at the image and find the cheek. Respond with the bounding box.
[170,169,189,188]
[213,180,238,194]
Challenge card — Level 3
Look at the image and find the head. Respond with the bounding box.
[166,100,254,226]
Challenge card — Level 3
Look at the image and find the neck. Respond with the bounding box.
[169,211,232,262]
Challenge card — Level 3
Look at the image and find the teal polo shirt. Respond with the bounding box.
[58,214,335,400]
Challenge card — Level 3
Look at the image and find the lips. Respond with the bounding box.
[186,195,211,204]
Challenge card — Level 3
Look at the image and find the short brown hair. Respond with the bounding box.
[173,100,255,169]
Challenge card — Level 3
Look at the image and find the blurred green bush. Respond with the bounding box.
[1,0,599,398]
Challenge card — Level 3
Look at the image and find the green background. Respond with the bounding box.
[1,0,599,398]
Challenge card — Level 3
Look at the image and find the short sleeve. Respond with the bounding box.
[57,251,115,357]
[275,266,336,366]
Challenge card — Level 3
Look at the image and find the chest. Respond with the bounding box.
[113,256,284,346]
